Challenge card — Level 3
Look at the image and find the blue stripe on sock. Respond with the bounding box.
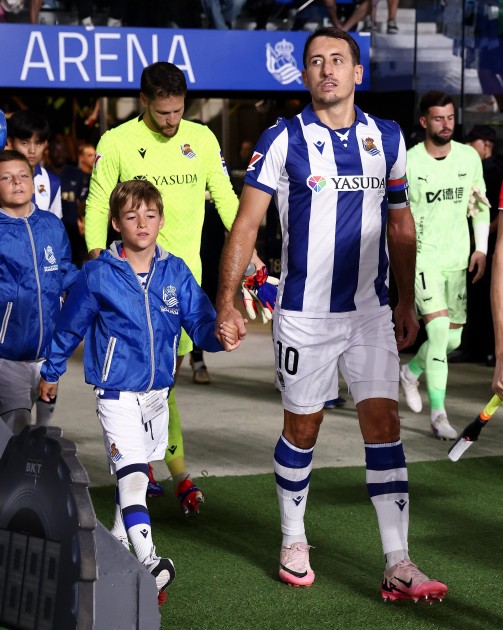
[116,463,149,480]
[274,472,311,492]
[366,480,409,497]
[364,442,406,471]
[122,505,150,530]
[274,437,313,469]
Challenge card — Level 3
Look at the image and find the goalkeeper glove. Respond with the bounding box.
[467,186,490,217]
[242,263,279,323]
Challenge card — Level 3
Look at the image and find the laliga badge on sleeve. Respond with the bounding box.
[0,110,7,152]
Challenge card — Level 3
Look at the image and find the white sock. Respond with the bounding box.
[365,441,409,560]
[118,469,154,563]
[385,549,409,570]
[402,363,418,383]
[274,435,313,546]
[110,487,127,540]
[431,409,447,422]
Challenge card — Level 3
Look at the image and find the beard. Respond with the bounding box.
[430,129,453,145]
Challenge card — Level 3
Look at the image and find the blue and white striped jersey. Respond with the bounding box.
[245,105,409,318]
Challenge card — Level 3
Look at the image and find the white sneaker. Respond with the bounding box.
[399,364,422,413]
[431,414,457,440]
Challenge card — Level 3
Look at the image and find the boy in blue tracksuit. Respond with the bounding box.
[0,150,79,433]
[39,179,239,605]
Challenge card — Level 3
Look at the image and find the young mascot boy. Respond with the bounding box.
[0,150,78,433]
[39,179,239,605]
[7,110,62,219]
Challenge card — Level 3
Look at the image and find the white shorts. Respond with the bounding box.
[0,358,44,415]
[95,388,169,474]
[273,308,399,414]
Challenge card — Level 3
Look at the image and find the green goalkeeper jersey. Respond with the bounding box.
[406,140,489,271]
[85,116,239,283]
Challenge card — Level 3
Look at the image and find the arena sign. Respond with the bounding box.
[0,24,370,91]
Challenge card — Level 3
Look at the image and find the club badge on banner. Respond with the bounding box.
[0,25,371,91]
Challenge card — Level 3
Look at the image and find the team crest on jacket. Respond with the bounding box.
[181,143,196,158]
[162,285,179,314]
[362,137,380,156]
[44,245,58,272]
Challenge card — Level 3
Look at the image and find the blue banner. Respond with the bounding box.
[0,24,370,92]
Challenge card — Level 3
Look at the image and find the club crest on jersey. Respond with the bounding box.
[247,151,264,171]
[306,175,327,193]
[44,245,58,272]
[109,442,123,463]
[93,154,103,170]
[362,137,380,156]
[181,143,196,158]
[265,39,302,86]
[162,285,179,314]
[38,183,48,197]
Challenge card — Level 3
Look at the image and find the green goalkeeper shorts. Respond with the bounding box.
[414,267,467,324]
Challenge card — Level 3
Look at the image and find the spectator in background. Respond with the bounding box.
[7,109,62,220]
[78,142,96,198]
[201,0,247,28]
[77,0,124,27]
[458,124,503,365]
[291,0,371,32]
[29,0,126,26]
[362,0,400,34]
[47,135,87,267]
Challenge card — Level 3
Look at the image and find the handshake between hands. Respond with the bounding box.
[216,263,279,350]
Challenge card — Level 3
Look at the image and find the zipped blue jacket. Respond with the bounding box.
[41,242,224,392]
[0,205,79,361]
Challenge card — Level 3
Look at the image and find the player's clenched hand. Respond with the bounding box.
[218,321,241,351]
[215,304,247,346]
[393,301,419,351]
[468,250,486,283]
[39,378,58,402]
[242,264,279,324]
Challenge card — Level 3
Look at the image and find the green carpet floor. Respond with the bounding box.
[91,457,503,630]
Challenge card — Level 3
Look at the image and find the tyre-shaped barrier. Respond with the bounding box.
[0,426,96,629]
[0,425,160,630]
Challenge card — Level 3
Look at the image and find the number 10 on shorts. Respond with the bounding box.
[276,341,299,375]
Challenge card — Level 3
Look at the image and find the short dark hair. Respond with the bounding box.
[109,180,164,222]
[140,62,187,100]
[0,149,33,174]
[419,91,454,116]
[464,124,496,144]
[7,110,51,142]
[303,27,360,68]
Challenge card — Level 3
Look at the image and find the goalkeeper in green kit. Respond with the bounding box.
[400,91,490,440]
[85,62,274,515]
